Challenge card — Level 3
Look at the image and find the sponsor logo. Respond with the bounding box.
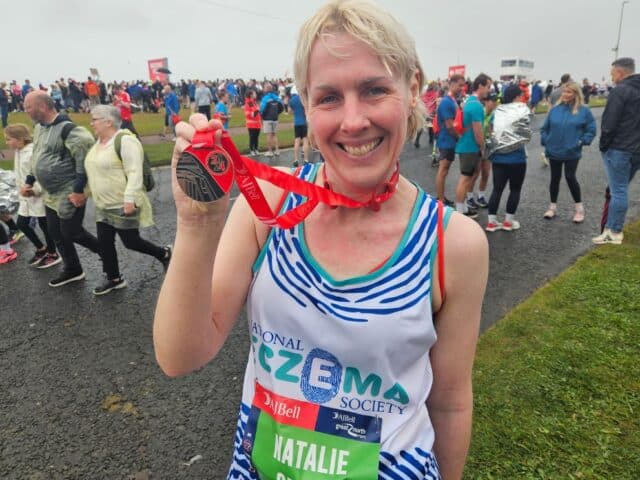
[335,423,367,440]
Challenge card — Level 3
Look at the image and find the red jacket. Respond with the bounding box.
[244,98,261,129]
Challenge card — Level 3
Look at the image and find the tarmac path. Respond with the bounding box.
[1,109,639,479]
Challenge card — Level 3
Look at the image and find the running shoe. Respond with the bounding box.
[28,249,48,266]
[0,249,18,264]
[48,270,85,287]
[501,220,521,231]
[463,208,479,219]
[485,221,501,232]
[9,231,24,245]
[264,151,274,158]
[466,197,479,210]
[441,197,454,208]
[476,196,488,208]
[37,253,62,269]
[592,229,623,245]
[160,245,172,272]
[93,276,128,296]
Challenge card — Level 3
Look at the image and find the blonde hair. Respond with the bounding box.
[555,81,584,115]
[4,123,33,146]
[293,0,425,139]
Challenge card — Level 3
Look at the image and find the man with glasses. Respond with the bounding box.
[22,90,100,287]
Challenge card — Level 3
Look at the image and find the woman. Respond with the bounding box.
[244,88,262,155]
[540,82,596,223]
[485,85,532,232]
[85,105,170,296]
[5,124,59,267]
[154,1,488,478]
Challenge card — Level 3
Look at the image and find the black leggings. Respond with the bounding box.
[97,222,166,279]
[488,163,527,215]
[549,158,581,203]
[17,215,57,253]
[0,221,8,244]
[46,205,101,274]
[248,128,260,151]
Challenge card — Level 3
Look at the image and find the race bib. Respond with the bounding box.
[243,382,382,479]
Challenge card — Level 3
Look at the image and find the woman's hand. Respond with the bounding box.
[171,114,230,226]
[123,202,137,216]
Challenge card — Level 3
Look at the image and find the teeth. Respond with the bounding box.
[342,139,380,156]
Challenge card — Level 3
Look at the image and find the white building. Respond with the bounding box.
[500,57,535,81]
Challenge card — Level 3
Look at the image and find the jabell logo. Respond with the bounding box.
[263,392,301,420]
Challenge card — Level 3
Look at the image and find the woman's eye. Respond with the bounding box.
[318,94,338,104]
[366,86,388,96]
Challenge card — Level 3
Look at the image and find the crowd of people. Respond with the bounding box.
[1,0,639,476]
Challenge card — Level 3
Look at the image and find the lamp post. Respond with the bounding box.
[612,0,630,60]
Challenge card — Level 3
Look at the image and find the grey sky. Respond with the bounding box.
[6,0,639,85]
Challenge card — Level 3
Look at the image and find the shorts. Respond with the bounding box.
[263,120,278,134]
[438,148,455,162]
[294,125,308,139]
[459,152,481,176]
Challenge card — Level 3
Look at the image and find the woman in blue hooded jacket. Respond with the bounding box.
[540,82,596,222]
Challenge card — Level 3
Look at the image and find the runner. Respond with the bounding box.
[485,85,532,232]
[454,73,492,218]
[434,74,465,206]
[154,1,488,479]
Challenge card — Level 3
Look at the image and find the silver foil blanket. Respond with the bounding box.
[487,103,533,157]
[0,169,19,215]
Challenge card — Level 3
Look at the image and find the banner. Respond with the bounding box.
[448,65,466,78]
[148,58,169,82]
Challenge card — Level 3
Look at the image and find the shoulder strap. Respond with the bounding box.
[437,200,446,302]
[60,121,76,143]
[114,131,127,162]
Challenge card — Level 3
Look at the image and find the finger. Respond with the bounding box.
[175,121,196,142]
[171,137,192,166]
[188,113,210,131]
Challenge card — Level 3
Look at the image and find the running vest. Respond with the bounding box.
[227,163,444,480]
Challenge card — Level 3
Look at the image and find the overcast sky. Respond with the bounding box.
[6,0,639,86]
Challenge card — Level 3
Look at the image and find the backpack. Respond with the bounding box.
[113,131,156,191]
[433,97,464,136]
[262,98,283,121]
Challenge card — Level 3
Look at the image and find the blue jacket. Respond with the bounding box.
[540,104,596,161]
[259,92,283,115]
[164,92,180,115]
[531,84,543,105]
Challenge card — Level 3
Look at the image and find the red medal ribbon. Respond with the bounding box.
[178,130,399,229]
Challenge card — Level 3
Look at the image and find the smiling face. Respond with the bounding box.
[306,32,418,196]
[561,86,576,104]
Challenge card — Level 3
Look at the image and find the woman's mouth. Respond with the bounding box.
[337,138,383,157]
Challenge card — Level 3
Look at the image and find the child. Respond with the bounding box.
[5,124,60,267]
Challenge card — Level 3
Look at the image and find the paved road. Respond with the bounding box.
[1,109,639,479]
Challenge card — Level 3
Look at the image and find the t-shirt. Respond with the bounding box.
[455,95,484,154]
[436,95,457,150]
[114,91,132,121]
[216,101,229,130]
[289,94,306,126]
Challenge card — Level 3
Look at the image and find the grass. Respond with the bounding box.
[143,129,296,166]
[534,97,607,114]
[1,122,296,170]
[466,221,640,479]
[0,107,294,149]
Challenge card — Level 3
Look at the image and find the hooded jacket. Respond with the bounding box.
[30,114,95,196]
[541,103,597,161]
[599,74,640,153]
